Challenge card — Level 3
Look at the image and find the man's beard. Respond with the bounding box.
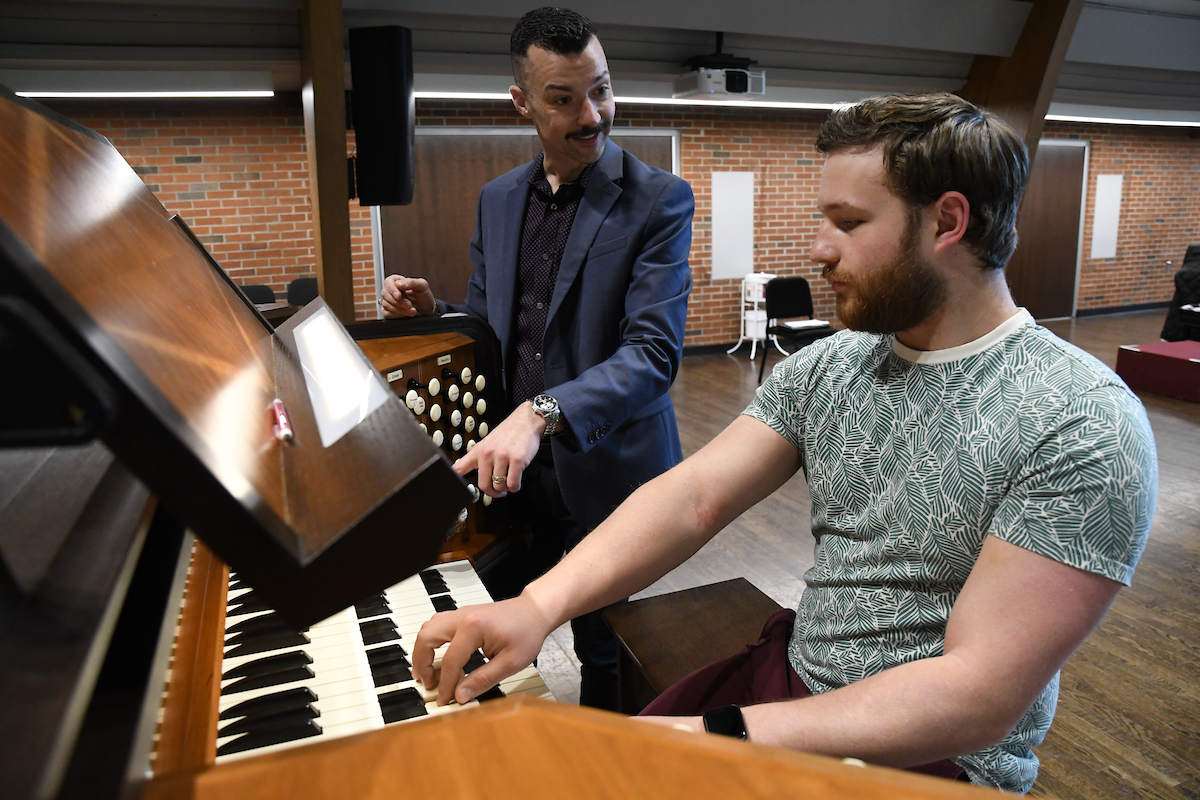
[825,218,948,335]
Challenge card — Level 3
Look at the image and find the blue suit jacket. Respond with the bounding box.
[445,142,694,529]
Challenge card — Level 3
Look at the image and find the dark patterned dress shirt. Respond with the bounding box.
[510,155,596,407]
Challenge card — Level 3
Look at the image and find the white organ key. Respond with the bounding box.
[450,409,462,428]
[464,416,476,433]
[412,396,426,415]
[427,377,441,396]
[429,404,442,422]
[461,391,474,409]
[474,374,486,392]
[475,398,487,415]
[478,421,489,437]
[451,433,463,451]
[447,384,460,403]
[466,439,475,452]
[431,430,444,447]
[405,389,418,408]
[460,366,472,384]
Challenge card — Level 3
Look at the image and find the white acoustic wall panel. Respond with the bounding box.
[1090,174,1123,259]
[711,171,755,281]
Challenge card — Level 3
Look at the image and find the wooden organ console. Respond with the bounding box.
[348,315,511,564]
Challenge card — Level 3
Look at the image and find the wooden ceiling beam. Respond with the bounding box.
[299,0,354,323]
[958,0,1086,165]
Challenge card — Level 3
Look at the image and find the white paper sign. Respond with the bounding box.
[711,171,755,281]
[1090,174,1123,259]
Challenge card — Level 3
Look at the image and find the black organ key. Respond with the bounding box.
[419,570,449,595]
[354,595,391,619]
[431,594,457,613]
[463,650,487,674]
[216,721,322,756]
[477,685,506,703]
[365,645,412,686]
[371,662,413,687]
[221,665,315,696]
[222,650,312,681]
[224,630,310,659]
[365,644,409,669]
[218,705,319,738]
[226,591,271,617]
[220,687,318,721]
[378,687,428,724]
[225,611,295,635]
[359,618,400,645]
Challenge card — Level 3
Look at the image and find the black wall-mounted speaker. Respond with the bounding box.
[348,25,414,206]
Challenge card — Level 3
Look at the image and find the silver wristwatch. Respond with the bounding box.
[531,393,561,438]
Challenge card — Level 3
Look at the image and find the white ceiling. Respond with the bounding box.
[2,0,1199,120]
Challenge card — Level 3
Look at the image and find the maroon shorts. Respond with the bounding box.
[639,608,966,781]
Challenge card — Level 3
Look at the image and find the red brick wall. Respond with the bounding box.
[1043,121,1200,311]
[45,97,1200,345]
[417,99,831,347]
[45,97,378,319]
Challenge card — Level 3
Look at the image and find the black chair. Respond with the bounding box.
[238,283,276,304]
[287,277,319,306]
[757,276,836,384]
[1161,244,1200,341]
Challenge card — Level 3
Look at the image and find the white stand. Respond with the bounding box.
[726,272,775,359]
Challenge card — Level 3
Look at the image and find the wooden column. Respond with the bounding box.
[958,0,1085,165]
[299,0,354,323]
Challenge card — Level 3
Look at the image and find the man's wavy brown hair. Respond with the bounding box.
[816,93,1029,270]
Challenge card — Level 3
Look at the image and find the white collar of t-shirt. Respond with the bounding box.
[892,308,1034,366]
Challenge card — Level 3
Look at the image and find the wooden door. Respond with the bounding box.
[378,131,675,304]
[1006,142,1086,319]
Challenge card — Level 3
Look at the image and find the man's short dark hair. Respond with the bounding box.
[510,7,596,87]
[816,93,1029,271]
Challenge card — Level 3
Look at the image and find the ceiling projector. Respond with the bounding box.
[673,33,765,99]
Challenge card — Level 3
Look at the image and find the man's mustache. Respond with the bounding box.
[569,121,610,139]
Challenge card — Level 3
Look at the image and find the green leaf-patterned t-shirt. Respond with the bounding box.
[744,310,1157,793]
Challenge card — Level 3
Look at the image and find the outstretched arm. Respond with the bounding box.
[412,415,802,706]
[649,535,1122,768]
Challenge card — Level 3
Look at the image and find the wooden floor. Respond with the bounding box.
[534,309,1200,799]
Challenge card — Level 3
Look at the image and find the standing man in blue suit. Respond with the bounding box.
[379,7,694,710]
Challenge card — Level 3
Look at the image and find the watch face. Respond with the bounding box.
[703,704,747,739]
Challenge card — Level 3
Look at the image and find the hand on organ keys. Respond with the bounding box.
[413,592,556,707]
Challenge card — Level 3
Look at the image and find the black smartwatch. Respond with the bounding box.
[702,704,748,740]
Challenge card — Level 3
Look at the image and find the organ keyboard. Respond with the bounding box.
[154,543,553,770]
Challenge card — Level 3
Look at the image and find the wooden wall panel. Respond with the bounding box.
[1007,144,1086,319]
[379,133,675,304]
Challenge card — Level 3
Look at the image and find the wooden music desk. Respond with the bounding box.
[603,578,783,714]
[143,696,1000,800]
